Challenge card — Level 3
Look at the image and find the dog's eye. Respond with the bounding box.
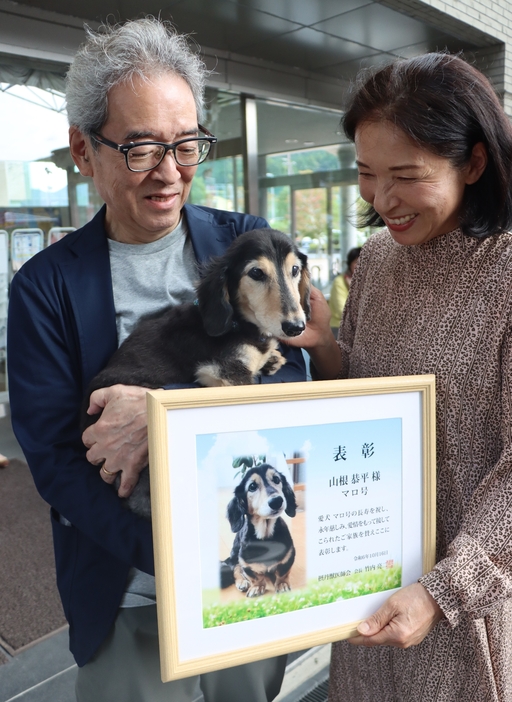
[248,267,265,281]
[291,265,300,278]
[272,475,281,484]
[248,481,258,492]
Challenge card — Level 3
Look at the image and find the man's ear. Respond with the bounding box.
[69,126,94,177]
[465,142,488,185]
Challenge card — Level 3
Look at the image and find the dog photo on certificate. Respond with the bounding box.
[196,420,403,629]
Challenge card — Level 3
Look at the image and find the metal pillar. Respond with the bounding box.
[241,94,259,215]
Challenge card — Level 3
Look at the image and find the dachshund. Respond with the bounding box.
[83,228,310,519]
[221,464,297,598]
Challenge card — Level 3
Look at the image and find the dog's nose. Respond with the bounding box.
[281,321,305,337]
[268,496,284,511]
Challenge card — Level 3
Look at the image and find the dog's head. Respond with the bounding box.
[226,464,297,533]
[198,229,311,338]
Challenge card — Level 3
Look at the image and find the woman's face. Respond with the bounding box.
[355,121,485,246]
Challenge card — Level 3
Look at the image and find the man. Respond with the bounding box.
[7,18,306,702]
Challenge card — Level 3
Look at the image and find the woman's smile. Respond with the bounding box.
[355,121,480,246]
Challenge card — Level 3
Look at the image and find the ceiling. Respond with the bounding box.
[1,0,497,159]
[11,0,485,85]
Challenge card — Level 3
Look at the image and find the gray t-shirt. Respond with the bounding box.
[108,217,198,344]
[108,217,197,607]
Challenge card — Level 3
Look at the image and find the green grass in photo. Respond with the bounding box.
[202,565,402,628]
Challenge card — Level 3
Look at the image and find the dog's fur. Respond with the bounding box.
[83,228,310,519]
[221,464,297,597]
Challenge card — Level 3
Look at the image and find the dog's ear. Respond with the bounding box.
[197,261,234,336]
[282,473,298,518]
[226,495,246,533]
[298,252,311,321]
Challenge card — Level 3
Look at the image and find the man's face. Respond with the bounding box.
[78,72,199,244]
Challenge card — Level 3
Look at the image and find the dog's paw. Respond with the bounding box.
[246,584,267,598]
[196,363,232,387]
[275,581,291,593]
[235,578,250,592]
[261,351,287,376]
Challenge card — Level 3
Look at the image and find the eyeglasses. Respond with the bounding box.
[90,125,217,172]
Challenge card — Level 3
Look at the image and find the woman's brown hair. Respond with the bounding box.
[343,53,512,238]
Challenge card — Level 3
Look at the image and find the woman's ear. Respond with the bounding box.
[69,126,94,177]
[465,142,488,185]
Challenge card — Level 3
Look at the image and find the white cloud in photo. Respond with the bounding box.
[200,431,272,487]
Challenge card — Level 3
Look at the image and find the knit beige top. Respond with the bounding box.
[329,227,512,701]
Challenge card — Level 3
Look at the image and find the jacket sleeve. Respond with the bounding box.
[7,266,154,575]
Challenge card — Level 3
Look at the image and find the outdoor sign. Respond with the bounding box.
[47,227,76,246]
[11,228,44,272]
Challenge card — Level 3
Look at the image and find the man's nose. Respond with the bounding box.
[151,149,182,180]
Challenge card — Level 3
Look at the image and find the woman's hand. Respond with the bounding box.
[284,287,343,379]
[348,582,444,648]
[82,384,149,497]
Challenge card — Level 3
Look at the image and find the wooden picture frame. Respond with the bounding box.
[147,375,436,681]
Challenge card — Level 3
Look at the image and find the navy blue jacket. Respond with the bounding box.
[7,204,306,666]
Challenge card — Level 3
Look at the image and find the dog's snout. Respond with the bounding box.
[281,320,306,337]
[268,496,284,512]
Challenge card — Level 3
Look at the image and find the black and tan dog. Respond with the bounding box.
[84,228,310,518]
[221,464,297,598]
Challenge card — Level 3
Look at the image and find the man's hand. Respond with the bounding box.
[82,384,149,497]
[348,583,444,648]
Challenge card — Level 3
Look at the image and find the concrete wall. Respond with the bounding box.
[381,0,512,114]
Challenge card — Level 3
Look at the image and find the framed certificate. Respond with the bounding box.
[147,375,436,681]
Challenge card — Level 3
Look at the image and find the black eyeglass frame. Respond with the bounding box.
[90,124,217,171]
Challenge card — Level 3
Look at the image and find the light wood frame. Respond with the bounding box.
[147,375,436,682]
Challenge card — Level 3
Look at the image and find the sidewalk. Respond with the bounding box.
[0,404,76,702]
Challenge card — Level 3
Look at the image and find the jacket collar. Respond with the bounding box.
[58,206,117,384]
[183,204,237,263]
[64,205,109,258]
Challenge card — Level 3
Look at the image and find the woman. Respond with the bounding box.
[293,53,512,700]
[328,247,361,334]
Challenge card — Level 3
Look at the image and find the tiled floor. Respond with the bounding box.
[0,630,76,702]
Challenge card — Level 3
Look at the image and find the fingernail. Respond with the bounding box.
[358,621,370,634]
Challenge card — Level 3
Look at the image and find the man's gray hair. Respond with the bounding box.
[66,17,208,134]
